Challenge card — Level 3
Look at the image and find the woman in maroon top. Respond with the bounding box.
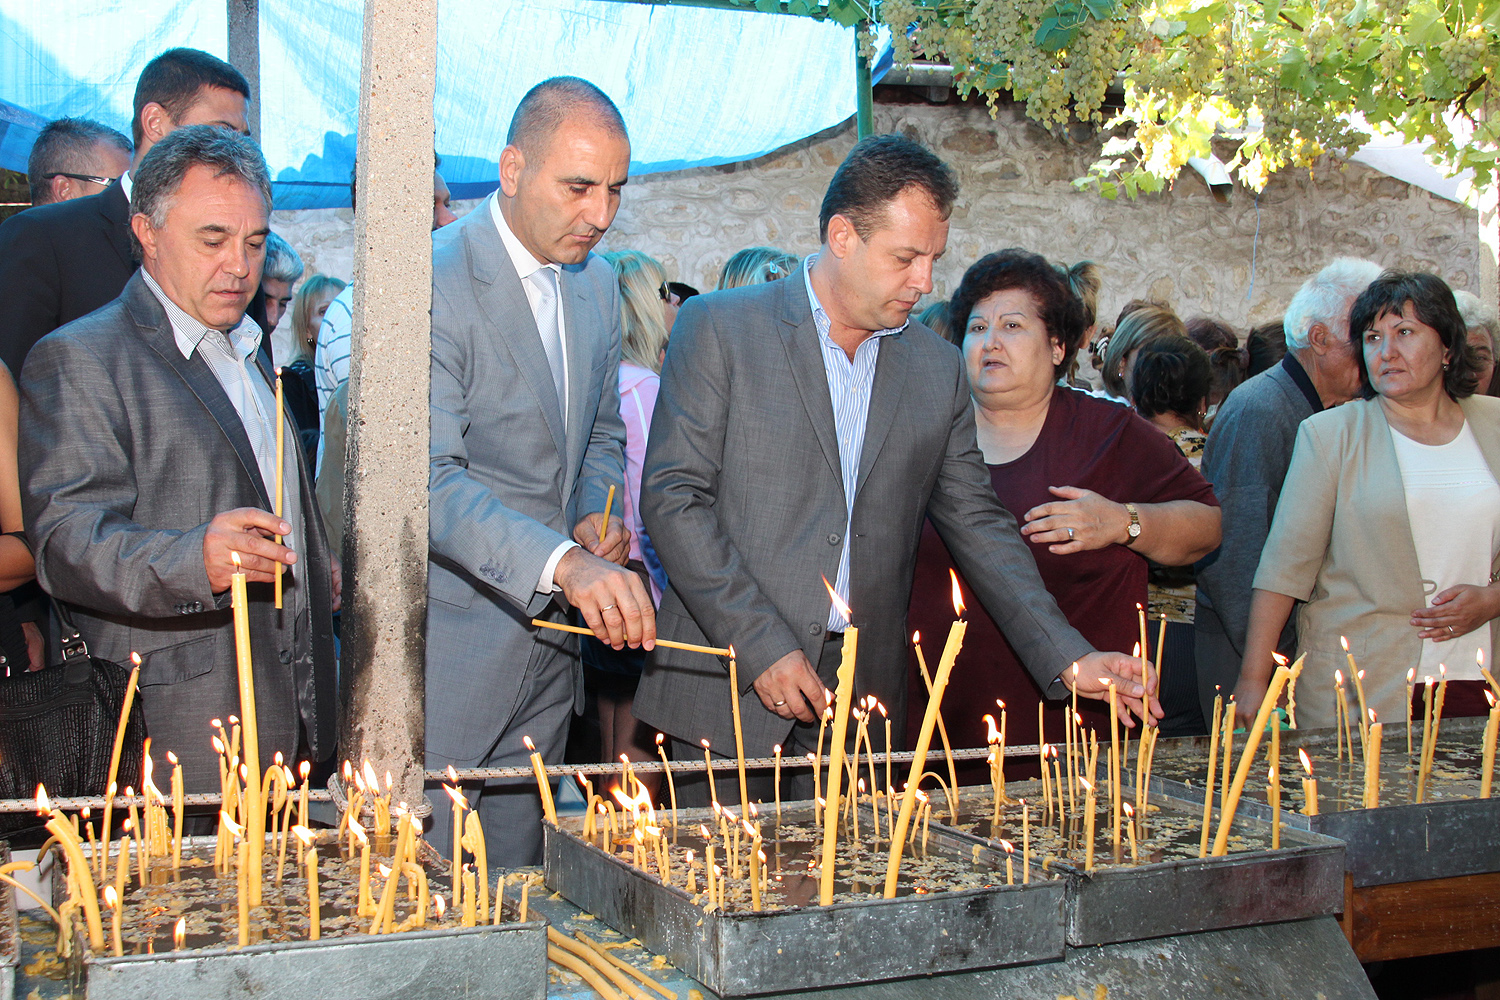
[907,250,1221,754]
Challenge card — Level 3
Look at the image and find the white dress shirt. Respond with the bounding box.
[486,195,578,594]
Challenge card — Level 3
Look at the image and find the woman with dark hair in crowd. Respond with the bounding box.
[1245,320,1288,377]
[916,300,954,344]
[905,249,1221,748]
[1239,272,1500,730]
[1101,303,1186,403]
[1185,316,1247,416]
[1059,261,1102,389]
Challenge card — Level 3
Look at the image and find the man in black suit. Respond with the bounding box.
[0,48,251,377]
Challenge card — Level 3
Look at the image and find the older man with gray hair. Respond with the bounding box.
[19,124,339,793]
[1193,257,1382,726]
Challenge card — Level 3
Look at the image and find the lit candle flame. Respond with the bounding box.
[1486,690,1496,708]
[300,760,310,780]
[999,839,1013,853]
[173,917,185,950]
[350,823,368,847]
[1480,649,1487,668]
[773,743,781,754]
[949,568,965,618]
[728,645,736,659]
[221,811,242,839]
[1335,669,1344,686]
[822,575,852,621]
[283,764,294,783]
[444,785,466,808]
[361,761,380,792]
[1079,777,1093,793]
[912,630,921,645]
[104,885,118,909]
[983,714,1000,744]
[655,733,664,747]
[35,784,50,813]
[130,651,141,667]
[231,551,242,569]
[876,701,887,718]
[434,895,446,919]
[1408,668,1416,683]
[1123,802,1134,818]
[1369,709,1377,724]
[377,864,392,878]
[167,751,178,765]
[1340,635,1349,653]
[342,760,353,780]
[700,737,711,749]
[1299,748,1314,775]
[1272,652,1288,666]
[274,751,284,766]
[292,825,314,847]
[384,772,392,792]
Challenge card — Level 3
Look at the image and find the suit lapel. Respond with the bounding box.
[855,332,908,494]
[467,213,567,458]
[98,182,133,271]
[124,276,272,508]
[775,280,843,485]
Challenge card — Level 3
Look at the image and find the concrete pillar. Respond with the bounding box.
[226,0,261,142]
[337,0,436,816]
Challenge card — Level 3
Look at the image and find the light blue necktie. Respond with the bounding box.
[527,267,566,421]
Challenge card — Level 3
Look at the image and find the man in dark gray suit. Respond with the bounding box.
[427,78,654,866]
[636,136,1156,804]
[20,126,339,795]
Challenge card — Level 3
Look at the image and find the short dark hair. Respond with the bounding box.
[506,77,627,156]
[1131,334,1213,426]
[26,117,132,203]
[1185,316,1238,353]
[132,48,250,148]
[917,299,955,344]
[1058,261,1101,330]
[950,249,1087,377]
[131,125,271,258]
[818,134,957,243]
[1349,271,1482,399]
[1245,321,1287,376]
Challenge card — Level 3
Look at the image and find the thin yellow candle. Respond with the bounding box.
[728,651,750,809]
[772,744,782,827]
[114,818,132,900]
[1211,662,1293,856]
[99,655,140,880]
[655,734,678,829]
[747,823,762,910]
[1341,638,1367,752]
[602,483,616,536]
[104,885,123,958]
[1406,668,1417,758]
[1418,675,1435,798]
[819,581,860,906]
[1334,669,1351,762]
[444,784,467,915]
[1136,604,1149,681]
[35,788,104,951]
[1021,800,1030,883]
[522,736,558,824]
[530,619,729,656]
[1123,801,1138,862]
[1300,749,1319,815]
[1365,714,1383,809]
[350,823,374,916]
[1153,612,1167,705]
[1269,719,1281,849]
[913,632,961,821]
[885,571,965,898]
[1282,653,1303,729]
[1108,682,1121,851]
[1000,839,1015,885]
[463,811,489,924]
[704,836,716,909]
[879,702,892,819]
[292,826,319,940]
[166,751,183,870]
[273,368,284,609]
[228,552,264,905]
[1480,691,1497,798]
[221,811,248,947]
[1082,777,1097,871]
[462,868,478,926]
[701,739,718,806]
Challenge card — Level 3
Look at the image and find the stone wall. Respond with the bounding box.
[271,95,1482,340]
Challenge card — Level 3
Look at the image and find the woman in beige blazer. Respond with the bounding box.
[1239,272,1500,731]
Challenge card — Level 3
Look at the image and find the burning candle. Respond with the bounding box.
[444,783,467,914]
[1406,668,1417,758]
[1481,691,1498,798]
[228,552,265,906]
[1108,682,1121,851]
[167,751,183,870]
[1269,719,1281,849]
[273,368,285,609]
[173,917,185,952]
[1341,637,1368,753]
[1082,777,1097,871]
[655,734,678,829]
[1365,712,1382,809]
[1021,800,1031,883]
[463,811,489,923]
[1334,669,1349,762]
[1282,653,1303,729]
[701,738,718,806]
[99,656,140,881]
[104,885,123,957]
[885,571,966,898]
[913,632,961,821]
[820,577,859,907]
[221,811,248,947]
[879,702,893,818]
[1211,661,1292,856]
[728,649,750,809]
[350,822,374,916]
[772,744,782,827]
[1000,839,1015,885]
[1300,748,1319,815]
[522,736,558,824]
[292,826,319,940]
[747,821,763,910]
[1200,694,1222,858]
[1136,604,1149,679]
[1123,801,1138,862]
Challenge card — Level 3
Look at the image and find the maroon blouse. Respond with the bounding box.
[906,387,1219,754]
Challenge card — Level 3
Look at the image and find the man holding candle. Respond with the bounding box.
[426,77,650,866]
[635,135,1158,805]
[19,126,339,795]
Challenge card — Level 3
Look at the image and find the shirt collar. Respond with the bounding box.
[140,267,261,361]
[489,193,560,285]
[118,170,132,202]
[802,253,907,342]
[1280,352,1324,414]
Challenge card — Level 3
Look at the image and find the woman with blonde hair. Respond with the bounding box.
[284,274,346,464]
[594,250,671,781]
[1101,302,1187,402]
[717,246,800,290]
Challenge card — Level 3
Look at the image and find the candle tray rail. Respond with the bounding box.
[1136,719,1500,887]
[1,842,15,1000]
[51,834,548,1000]
[542,802,1067,997]
[932,780,1346,947]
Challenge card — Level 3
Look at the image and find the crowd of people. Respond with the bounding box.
[2,46,1499,868]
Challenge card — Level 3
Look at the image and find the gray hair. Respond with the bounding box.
[1454,289,1498,348]
[1283,257,1383,350]
[27,117,132,204]
[506,77,627,156]
[130,124,271,256]
[262,232,304,284]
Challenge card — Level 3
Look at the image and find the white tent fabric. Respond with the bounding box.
[0,0,863,208]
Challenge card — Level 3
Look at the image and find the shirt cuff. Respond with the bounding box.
[538,540,579,594]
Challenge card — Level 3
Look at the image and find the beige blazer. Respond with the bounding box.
[1254,395,1500,729]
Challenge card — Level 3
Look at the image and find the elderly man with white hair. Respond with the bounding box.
[1454,289,1498,395]
[1192,257,1382,726]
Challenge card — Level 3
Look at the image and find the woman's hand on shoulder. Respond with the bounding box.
[1021,485,1130,554]
[1411,584,1500,641]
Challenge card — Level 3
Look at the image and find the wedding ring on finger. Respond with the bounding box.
[1067,527,1075,540]
[773,700,787,707]
[600,604,617,613]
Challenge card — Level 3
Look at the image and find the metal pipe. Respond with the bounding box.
[855,22,874,138]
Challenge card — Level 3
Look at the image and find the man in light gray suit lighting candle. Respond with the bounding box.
[636,135,1160,805]
[426,77,654,866]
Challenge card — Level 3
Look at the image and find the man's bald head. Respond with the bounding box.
[505,77,627,157]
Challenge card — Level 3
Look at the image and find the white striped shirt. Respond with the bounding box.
[802,255,905,631]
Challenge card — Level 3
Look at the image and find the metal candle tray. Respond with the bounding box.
[928,781,1345,947]
[54,835,547,1000]
[542,802,1066,997]
[1,842,15,1000]
[1138,719,1500,887]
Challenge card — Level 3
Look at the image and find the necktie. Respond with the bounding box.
[527,267,566,421]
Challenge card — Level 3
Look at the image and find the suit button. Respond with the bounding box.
[827,533,841,545]
[193,602,203,612]
[808,622,822,635]
[279,649,293,664]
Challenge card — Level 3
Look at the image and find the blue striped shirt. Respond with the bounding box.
[802,255,906,631]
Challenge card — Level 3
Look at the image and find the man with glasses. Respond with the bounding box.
[26,118,132,207]
[0,48,251,377]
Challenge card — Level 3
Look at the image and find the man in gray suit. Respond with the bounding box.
[427,78,654,866]
[636,135,1156,804]
[1194,257,1381,725]
[20,125,338,795]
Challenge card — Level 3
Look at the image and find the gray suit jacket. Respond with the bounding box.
[426,199,626,762]
[19,272,338,793]
[634,276,1093,756]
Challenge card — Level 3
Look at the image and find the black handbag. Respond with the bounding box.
[0,602,146,834]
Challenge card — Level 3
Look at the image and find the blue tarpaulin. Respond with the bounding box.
[0,0,879,208]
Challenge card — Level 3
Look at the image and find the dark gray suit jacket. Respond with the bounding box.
[635,276,1093,755]
[426,200,626,763]
[19,272,339,793]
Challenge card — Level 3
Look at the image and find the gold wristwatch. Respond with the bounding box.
[1123,503,1141,545]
